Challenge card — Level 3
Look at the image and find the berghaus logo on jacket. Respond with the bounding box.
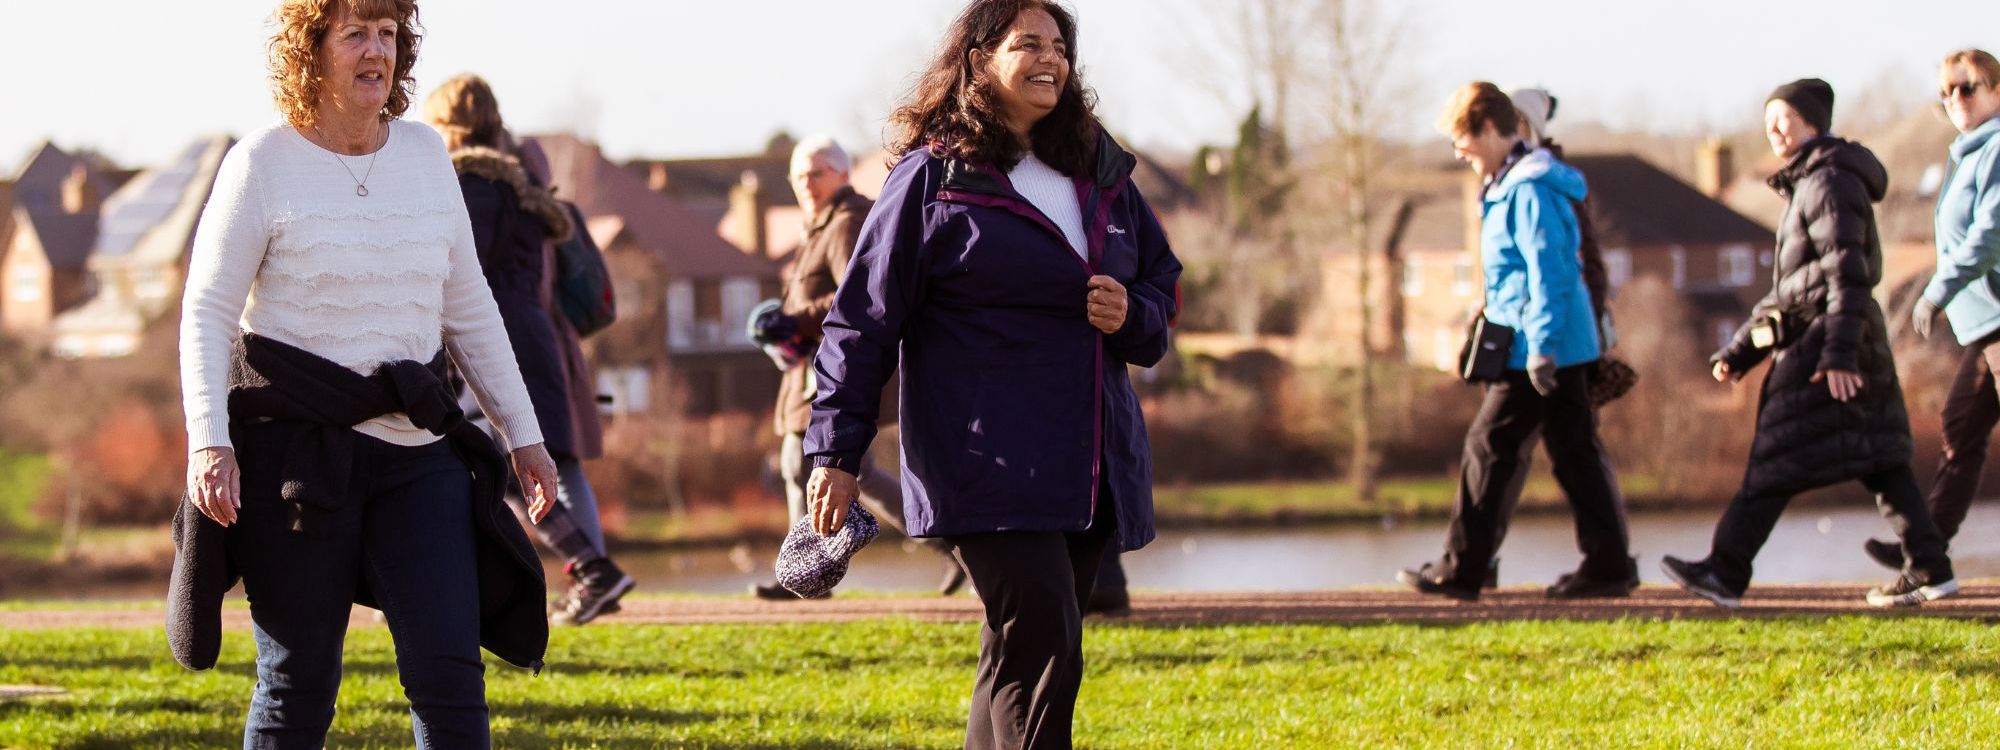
[1107,224,1127,235]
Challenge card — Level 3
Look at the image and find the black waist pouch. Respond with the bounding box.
[1459,314,1516,384]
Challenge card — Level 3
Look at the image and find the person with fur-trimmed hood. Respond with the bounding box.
[424,74,635,625]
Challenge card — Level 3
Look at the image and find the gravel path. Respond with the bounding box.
[6,582,2000,631]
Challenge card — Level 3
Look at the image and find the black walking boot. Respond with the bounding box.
[552,558,636,626]
[1862,538,1906,571]
[1398,562,1480,601]
[550,564,622,619]
[1547,557,1640,599]
[1660,556,1740,609]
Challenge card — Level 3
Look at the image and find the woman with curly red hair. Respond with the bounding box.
[173,1,559,746]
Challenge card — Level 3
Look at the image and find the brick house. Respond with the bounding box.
[2,143,120,340]
[530,134,783,417]
[1390,151,1776,372]
[51,136,232,358]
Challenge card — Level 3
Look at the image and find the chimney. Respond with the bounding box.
[648,162,671,193]
[61,164,99,215]
[728,170,767,256]
[1696,137,1733,200]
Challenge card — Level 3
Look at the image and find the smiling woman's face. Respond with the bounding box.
[976,7,1070,138]
[316,8,399,120]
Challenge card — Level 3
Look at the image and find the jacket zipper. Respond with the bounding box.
[937,175,1118,532]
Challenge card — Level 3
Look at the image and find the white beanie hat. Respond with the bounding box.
[1509,87,1556,144]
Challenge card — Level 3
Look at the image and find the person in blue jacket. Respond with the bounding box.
[1879,49,2000,569]
[1399,82,1636,602]
[802,1,1180,747]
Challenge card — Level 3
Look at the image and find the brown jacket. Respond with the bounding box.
[776,186,872,435]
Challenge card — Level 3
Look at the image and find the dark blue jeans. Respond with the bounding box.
[229,430,488,749]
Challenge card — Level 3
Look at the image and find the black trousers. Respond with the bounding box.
[1439,364,1632,587]
[1095,547,1127,596]
[946,498,1117,750]
[231,434,489,750]
[1926,334,2000,542]
[1708,466,1953,593]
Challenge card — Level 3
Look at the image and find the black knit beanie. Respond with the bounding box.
[1768,78,1834,135]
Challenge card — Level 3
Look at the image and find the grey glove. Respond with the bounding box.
[1528,354,1559,396]
[1913,297,1941,340]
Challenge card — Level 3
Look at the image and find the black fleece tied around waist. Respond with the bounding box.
[166,333,548,673]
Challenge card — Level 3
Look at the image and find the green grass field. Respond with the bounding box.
[1147,473,1670,523]
[2,616,1996,749]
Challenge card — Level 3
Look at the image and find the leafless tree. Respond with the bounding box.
[1307,0,1409,504]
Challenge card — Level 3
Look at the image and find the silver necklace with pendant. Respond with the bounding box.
[319,125,382,197]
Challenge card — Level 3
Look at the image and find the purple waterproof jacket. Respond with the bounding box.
[804,134,1181,551]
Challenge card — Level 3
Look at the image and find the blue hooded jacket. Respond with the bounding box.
[803,134,1182,552]
[1479,147,1601,369]
[1922,116,2000,345]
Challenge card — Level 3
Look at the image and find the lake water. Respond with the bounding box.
[606,501,2000,594]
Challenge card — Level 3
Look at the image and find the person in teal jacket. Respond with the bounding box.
[1400,82,1635,601]
[1478,127,1602,374]
[1876,49,2000,569]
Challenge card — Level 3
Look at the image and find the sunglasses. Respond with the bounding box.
[1941,81,1990,101]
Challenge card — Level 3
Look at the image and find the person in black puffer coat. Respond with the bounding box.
[1663,79,1957,610]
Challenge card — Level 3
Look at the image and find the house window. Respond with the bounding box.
[10,266,44,302]
[1721,245,1755,288]
[1670,247,1688,290]
[52,337,86,359]
[665,280,694,350]
[96,334,137,358]
[614,280,642,313]
[1451,259,1474,297]
[1401,262,1424,296]
[596,366,652,416]
[135,267,173,303]
[720,276,761,347]
[1716,319,1738,351]
[1603,249,1632,290]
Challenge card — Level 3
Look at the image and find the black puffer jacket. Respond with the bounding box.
[1715,137,1911,498]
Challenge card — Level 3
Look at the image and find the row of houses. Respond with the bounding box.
[0,139,227,358]
[0,135,793,416]
[0,119,1952,420]
[1188,117,1955,375]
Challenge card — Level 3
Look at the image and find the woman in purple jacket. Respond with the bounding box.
[803,2,1180,747]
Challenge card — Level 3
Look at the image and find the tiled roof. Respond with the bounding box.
[528,135,777,280]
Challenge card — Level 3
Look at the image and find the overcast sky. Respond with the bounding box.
[3,0,1996,171]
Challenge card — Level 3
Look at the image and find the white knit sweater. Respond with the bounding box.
[179,121,544,453]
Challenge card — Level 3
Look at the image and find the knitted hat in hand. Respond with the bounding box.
[1768,78,1835,135]
[775,500,879,599]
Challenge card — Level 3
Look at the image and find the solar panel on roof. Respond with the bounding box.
[90,140,210,260]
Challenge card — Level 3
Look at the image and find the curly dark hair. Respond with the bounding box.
[268,0,423,130]
[887,0,1102,176]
